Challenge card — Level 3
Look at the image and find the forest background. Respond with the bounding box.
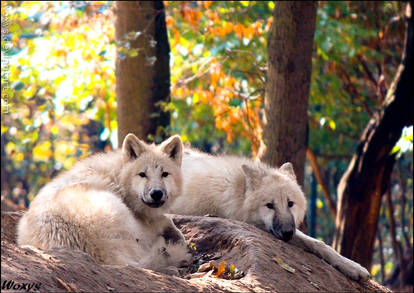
[1,1,412,289]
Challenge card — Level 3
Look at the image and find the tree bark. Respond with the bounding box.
[115,1,170,144]
[258,1,317,187]
[333,2,413,270]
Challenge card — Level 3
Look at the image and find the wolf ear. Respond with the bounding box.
[122,133,147,162]
[279,162,297,181]
[160,135,183,166]
[242,164,264,191]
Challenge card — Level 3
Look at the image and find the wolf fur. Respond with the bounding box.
[17,134,192,273]
[168,148,370,281]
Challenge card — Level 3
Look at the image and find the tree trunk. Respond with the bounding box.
[115,1,170,144]
[333,2,413,270]
[258,1,317,187]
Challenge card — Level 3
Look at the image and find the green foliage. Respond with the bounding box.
[310,1,405,158]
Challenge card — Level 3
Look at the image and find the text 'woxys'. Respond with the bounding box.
[1,280,41,292]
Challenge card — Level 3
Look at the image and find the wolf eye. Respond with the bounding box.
[288,201,294,208]
[162,172,169,178]
[266,203,274,209]
[138,172,146,178]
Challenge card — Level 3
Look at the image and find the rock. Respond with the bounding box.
[1,211,391,292]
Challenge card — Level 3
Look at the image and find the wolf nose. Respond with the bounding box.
[282,230,294,241]
[150,189,164,202]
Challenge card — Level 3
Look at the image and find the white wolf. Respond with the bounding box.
[169,149,370,281]
[17,134,192,273]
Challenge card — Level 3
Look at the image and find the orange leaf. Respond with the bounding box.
[235,24,244,40]
[166,16,176,27]
[215,260,226,278]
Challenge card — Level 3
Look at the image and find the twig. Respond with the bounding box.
[357,54,378,88]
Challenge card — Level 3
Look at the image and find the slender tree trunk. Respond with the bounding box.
[115,1,170,144]
[308,173,317,237]
[385,188,406,286]
[258,1,317,187]
[397,161,412,251]
[376,227,385,284]
[333,2,414,270]
[306,148,336,217]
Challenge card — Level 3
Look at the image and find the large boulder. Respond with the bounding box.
[1,211,390,292]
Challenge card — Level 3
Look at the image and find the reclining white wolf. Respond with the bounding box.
[169,148,370,281]
[17,134,192,273]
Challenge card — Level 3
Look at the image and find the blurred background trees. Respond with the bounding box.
[1,1,412,289]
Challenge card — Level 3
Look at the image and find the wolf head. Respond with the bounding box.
[119,134,183,217]
[242,162,307,242]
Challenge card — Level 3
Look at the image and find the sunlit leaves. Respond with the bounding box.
[2,1,115,198]
[166,1,272,155]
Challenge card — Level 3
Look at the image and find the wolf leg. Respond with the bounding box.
[289,229,370,281]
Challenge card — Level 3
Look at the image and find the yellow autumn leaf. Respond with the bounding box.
[193,92,200,104]
[51,126,59,135]
[33,141,52,161]
[188,242,197,251]
[15,152,24,162]
[274,257,296,273]
[317,199,323,209]
[230,264,235,274]
[110,120,118,131]
[1,125,9,134]
[5,142,16,155]
[371,264,380,276]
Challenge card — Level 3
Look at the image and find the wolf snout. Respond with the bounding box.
[272,215,296,241]
[282,229,294,241]
[150,189,164,202]
[271,228,294,242]
[142,189,166,208]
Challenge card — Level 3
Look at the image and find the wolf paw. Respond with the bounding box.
[164,243,193,268]
[334,258,371,281]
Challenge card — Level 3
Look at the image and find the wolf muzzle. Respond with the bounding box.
[142,189,166,208]
[272,214,296,241]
